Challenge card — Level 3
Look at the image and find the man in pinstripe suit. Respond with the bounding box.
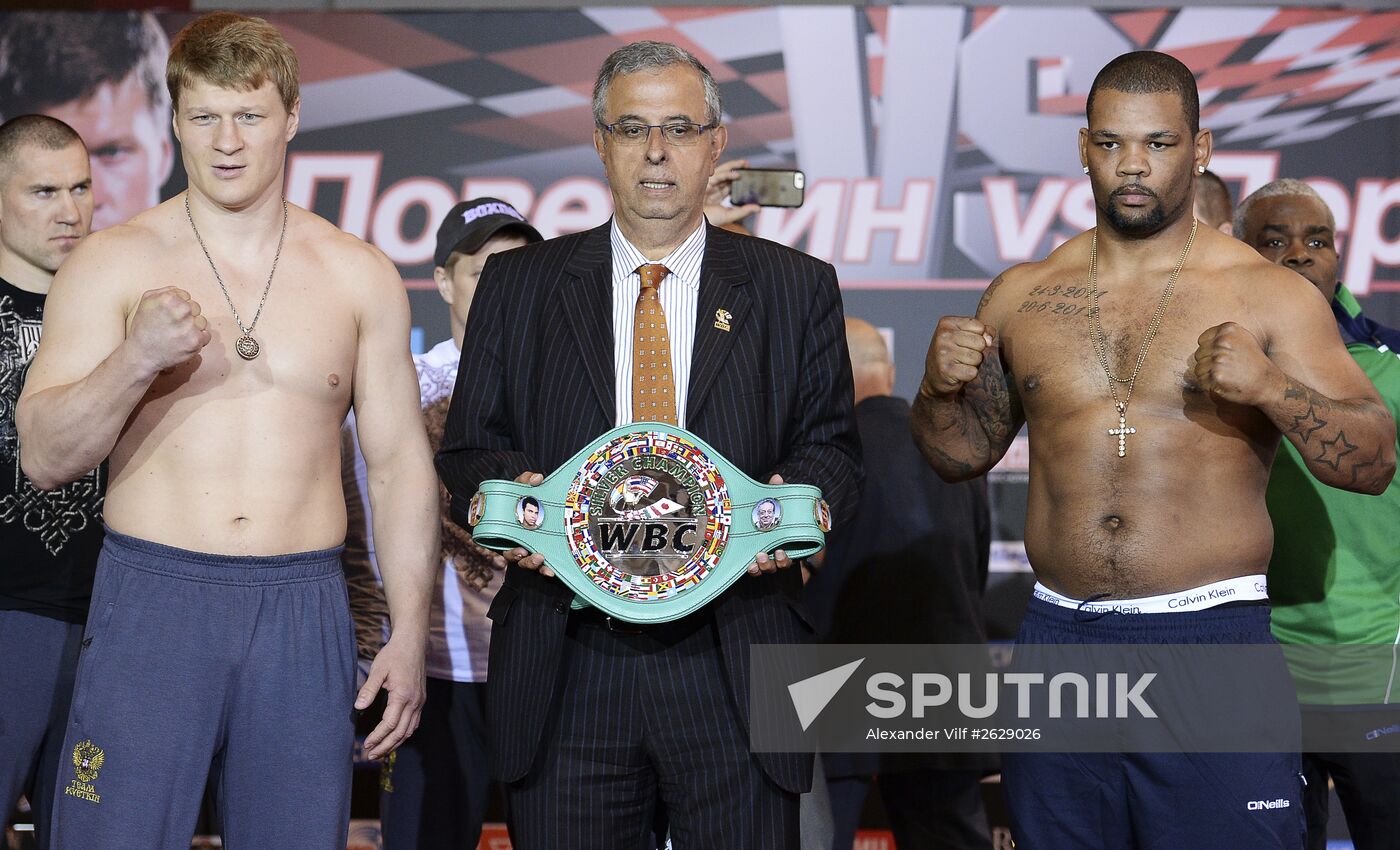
[437,40,860,850]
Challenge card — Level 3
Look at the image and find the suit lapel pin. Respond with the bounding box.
[714,308,732,332]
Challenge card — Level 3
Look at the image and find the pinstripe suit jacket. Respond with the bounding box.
[436,221,861,794]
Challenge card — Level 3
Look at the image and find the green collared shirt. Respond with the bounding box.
[1268,285,1400,703]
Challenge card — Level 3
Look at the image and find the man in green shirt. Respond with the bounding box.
[1237,178,1400,850]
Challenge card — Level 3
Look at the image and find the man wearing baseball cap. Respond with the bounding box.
[433,197,544,347]
[342,197,541,849]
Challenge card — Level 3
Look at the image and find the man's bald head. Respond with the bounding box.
[846,317,895,404]
[0,114,85,177]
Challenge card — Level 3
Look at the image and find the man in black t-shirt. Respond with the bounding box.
[0,114,99,848]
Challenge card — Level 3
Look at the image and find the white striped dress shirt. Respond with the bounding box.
[610,219,704,429]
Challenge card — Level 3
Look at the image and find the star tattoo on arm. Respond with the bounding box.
[1290,405,1327,444]
[1316,430,1358,471]
[1347,446,1384,487]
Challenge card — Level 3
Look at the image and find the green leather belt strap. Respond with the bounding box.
[467,423,830,624]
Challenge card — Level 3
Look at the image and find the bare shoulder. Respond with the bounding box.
[976,263,1031,317]
[52,199,185,302]
[1199,227,1323,311]
[294,206,404,303]
[1189,227,1329,349]
[1037,229,1094,280]
[978,231,1092,320]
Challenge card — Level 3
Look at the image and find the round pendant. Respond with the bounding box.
[235,335,260,360]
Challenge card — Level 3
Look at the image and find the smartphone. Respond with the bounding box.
[729,168,805,208]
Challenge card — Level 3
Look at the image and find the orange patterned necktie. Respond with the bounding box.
[631,263,676,424]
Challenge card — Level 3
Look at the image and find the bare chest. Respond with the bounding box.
[1003,278,1247,422]
[145,254,357,409]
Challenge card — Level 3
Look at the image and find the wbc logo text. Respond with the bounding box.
[592,457,704,574]
[565,430,731,603]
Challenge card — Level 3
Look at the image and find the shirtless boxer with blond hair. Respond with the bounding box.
[17,13,438,849]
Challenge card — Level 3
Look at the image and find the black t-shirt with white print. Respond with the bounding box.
[0,277,104,622]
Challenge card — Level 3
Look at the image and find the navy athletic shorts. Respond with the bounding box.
[1002,592,1306,850]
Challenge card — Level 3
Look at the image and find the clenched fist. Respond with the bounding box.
[1192,322,1282,407]
[920,316,999,397]
[126,287,211,374]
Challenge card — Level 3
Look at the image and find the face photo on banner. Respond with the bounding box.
[0,12,175,230]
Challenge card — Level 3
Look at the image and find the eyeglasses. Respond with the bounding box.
[600,121,716,146]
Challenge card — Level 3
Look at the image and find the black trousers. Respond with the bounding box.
[828,770,992,850]
[506,612,799,850]
[379,677,492,850]
[1303,751,1400,850]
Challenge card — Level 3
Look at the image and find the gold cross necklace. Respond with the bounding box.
[1088,217,1198,458]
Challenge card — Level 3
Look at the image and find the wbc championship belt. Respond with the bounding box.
[467,423,831,624]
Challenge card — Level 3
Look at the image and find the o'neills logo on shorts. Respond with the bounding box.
[565,431,730,602]
[65,739,104,804]
[1247,799,1290,811]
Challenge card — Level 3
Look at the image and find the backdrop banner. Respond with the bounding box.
[6,6,1400,615]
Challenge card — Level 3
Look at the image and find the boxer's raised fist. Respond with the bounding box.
[126,287,210,373]
[920,315,999,397]
[1193,322,1280,407]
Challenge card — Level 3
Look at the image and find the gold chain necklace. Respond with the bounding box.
[185,194,288,360]
[1088,217,1198,458]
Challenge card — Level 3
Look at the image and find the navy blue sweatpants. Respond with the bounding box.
[0,609,83,849]
[49,529,356,850]
[1002,596,1307,850]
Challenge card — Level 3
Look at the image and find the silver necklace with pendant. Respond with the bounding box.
[185,193,287,360]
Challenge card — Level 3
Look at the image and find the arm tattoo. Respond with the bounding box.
[963,350,1019,455]
[911,272,1022,479]
[1315,430,1358,472]
[976,273,1005,317]
[1346,446,1385,487]
[913,346,1021,479]
[918,437,975,479]
[1283,382,1328,443]
[1276,376,1394,494]
[967,273,1019,454]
